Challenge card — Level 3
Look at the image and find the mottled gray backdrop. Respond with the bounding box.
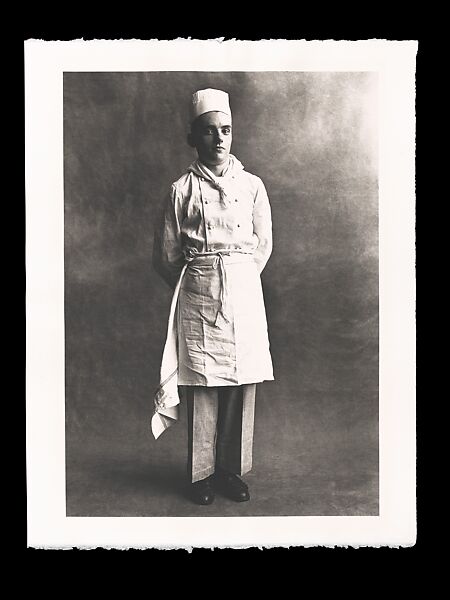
[64,72,378,516]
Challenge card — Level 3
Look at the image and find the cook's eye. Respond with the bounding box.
[205,128,215,135]
[222,127,231,135]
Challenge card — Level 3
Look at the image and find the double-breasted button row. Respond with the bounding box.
[204,198,238,204]
[207,223,241,229]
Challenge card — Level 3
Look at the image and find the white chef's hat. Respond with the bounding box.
[190,88,231,122]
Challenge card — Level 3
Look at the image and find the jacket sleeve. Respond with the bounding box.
[252,178,273,273]
[152,184,185,290]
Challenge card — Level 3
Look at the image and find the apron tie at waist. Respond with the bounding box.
[152,247,254,440]
[212,253,229,325]
[184,248,253,327]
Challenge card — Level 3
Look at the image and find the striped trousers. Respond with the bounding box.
[185,384,256,483]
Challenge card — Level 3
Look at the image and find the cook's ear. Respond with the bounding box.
[187,132,196,148]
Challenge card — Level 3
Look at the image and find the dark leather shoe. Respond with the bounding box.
[214,469,250,502]
[191,476,215,505]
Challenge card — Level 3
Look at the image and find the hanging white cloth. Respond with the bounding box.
[151,264,187,439]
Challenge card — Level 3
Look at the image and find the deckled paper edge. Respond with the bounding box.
[25,38,417,550]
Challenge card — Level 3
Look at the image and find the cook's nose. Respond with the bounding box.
[215,130,223,143]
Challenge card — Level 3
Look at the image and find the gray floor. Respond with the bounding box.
[67,463,378,518]
[66,412,378,518]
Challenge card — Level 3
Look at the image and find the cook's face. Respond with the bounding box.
[192,111,232,167]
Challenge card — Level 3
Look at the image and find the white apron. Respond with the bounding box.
[151,249,273,439]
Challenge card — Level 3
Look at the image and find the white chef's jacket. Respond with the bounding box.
[151,155,274,438]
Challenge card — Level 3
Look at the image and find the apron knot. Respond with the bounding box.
[213,253,230,325]
[185,249,244,328]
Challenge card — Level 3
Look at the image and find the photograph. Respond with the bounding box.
[64,70,379,517]
[26,39,417,548]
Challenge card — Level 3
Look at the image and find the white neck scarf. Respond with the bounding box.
[188,154,244,206]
